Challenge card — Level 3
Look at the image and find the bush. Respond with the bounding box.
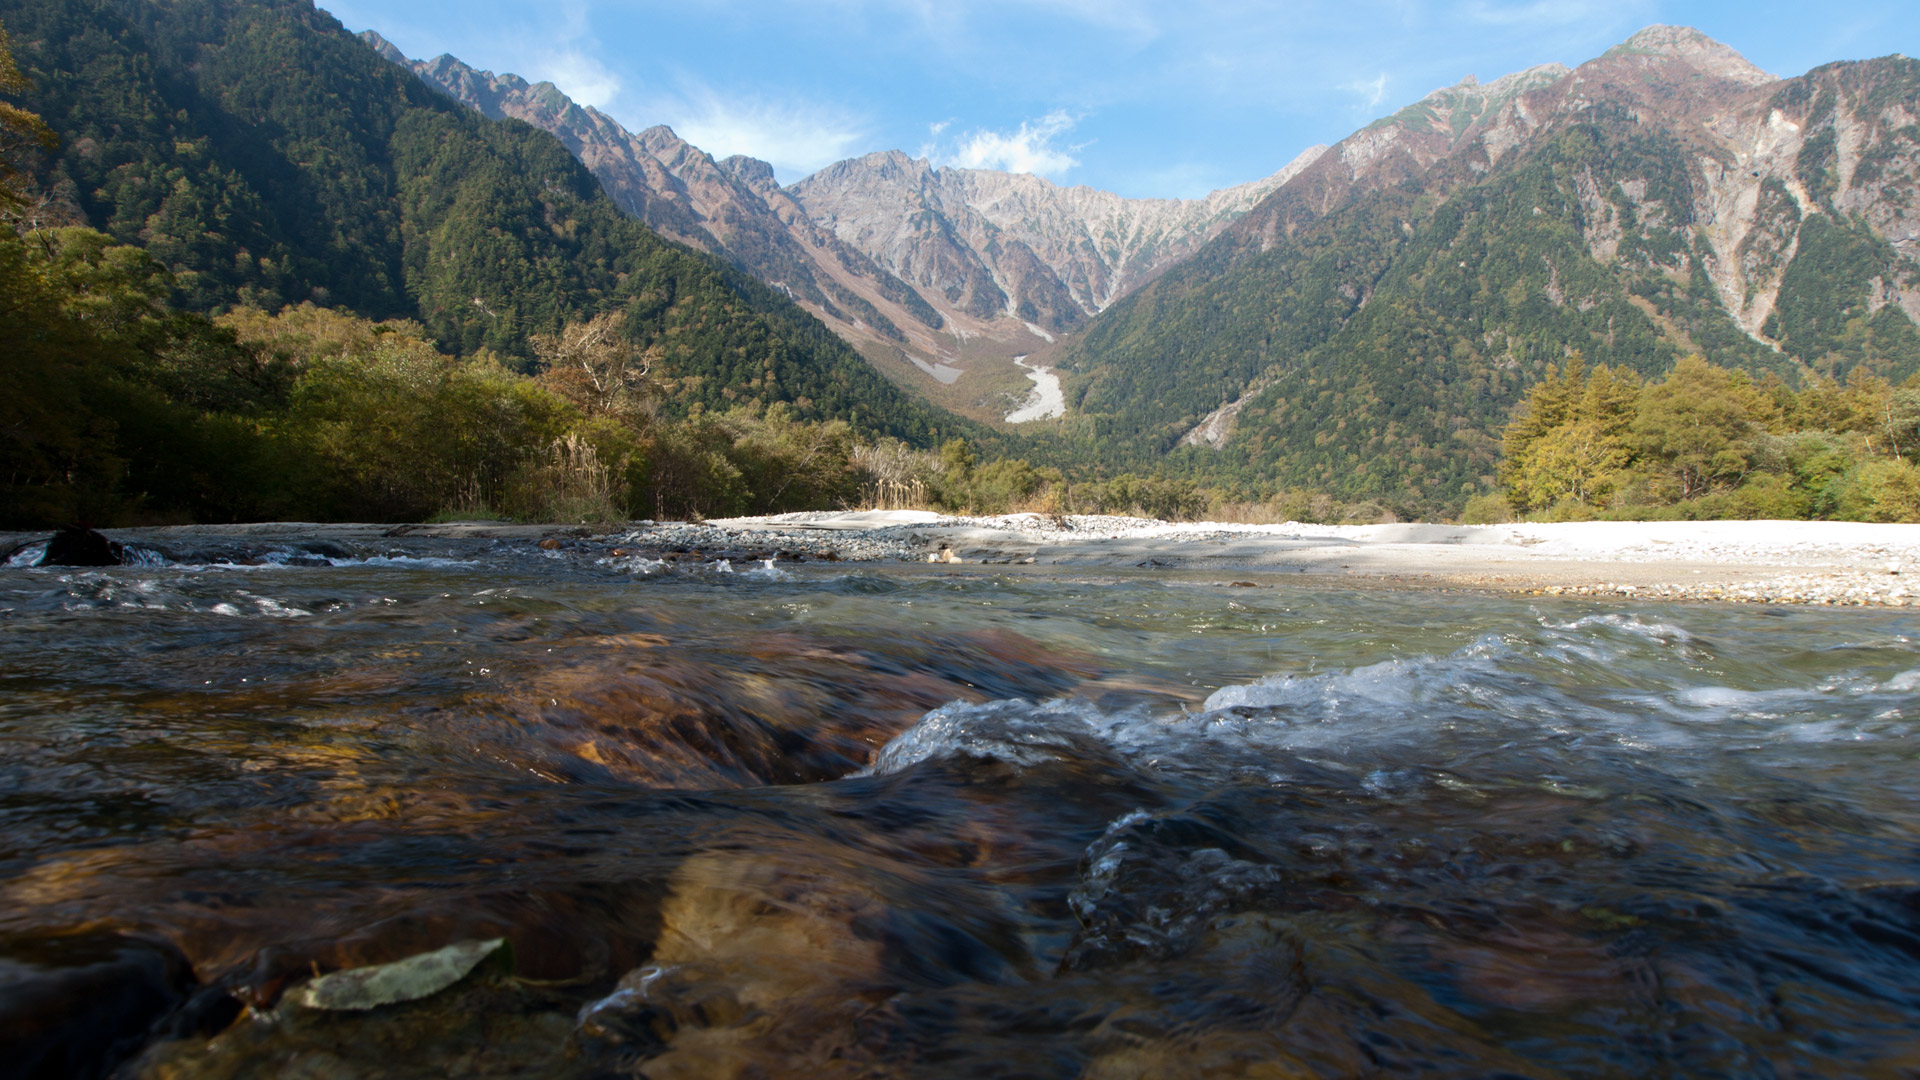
[281,344,574,521]
[1833,459,1920,522]
[499,433,625,524]
[1732,472,1806,519]
[1460,493,1513,524]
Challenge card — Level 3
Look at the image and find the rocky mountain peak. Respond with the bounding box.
[719,155,778,191]
[1606,25,1776,86]
[1376,62,1569,151]
[358,29,407,66]
[1483,63,1573,97]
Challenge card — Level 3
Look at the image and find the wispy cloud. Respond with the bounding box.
[1457,0,1622,27]
[925,111,1083,177]
[813,0,1161,44]
[1347,72,1390,109]
[532,48,621,108]
[646,85,869,179]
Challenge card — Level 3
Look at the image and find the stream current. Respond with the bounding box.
[3,534,1919,1077]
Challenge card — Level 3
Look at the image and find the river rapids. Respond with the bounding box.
[2,533,1918,1078]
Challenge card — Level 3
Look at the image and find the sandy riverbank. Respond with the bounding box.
[7,514,1919,606]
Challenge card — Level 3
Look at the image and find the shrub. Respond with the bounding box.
[500,433,625,524]
[1460,493,1513,524]
[1833,459,1920,522]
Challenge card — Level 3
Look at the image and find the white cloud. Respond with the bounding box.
[1348,72,1390,108]
[927,111,1082,178]
[532,48,622,109]
[648,86,869,179]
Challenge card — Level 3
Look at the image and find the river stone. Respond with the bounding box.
[0,932,195,1080]
[294,938,507,1011]
[37,526,123,567]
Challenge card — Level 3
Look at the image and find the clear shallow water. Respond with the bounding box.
[3,537,1920,1078]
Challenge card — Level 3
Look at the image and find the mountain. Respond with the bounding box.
[357,35,1312,420]
[1,0,967,445]
[1049,26,1920,514]
[788,147,1324,332]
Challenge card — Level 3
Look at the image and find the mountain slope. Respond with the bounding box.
[362,32,946,353]
[3,0,968,444]
[1051,26,1920,513]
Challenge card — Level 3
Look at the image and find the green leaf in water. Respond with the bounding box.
[1579,906,1644,930]
[295,938,508,1011]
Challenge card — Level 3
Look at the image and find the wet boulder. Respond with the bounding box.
[0,932,196,1079]
[37,526,124,567]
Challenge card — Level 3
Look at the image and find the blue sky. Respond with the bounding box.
[320,0,1920,198]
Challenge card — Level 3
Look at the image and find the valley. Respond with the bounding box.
[361,30,1320,425]
[358,21,1920,518]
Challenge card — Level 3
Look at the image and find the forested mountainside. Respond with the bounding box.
[359,33,950,357]
[0,0,969,445]
[1052,27,1920,515]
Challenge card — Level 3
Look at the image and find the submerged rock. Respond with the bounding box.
[0,932,195,1079]
[37,526,123,567]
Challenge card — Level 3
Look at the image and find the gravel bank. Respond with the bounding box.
[702,512,1920,607]
[8,514,1918,607]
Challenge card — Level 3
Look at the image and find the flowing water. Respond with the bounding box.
[4,534,1920,1078]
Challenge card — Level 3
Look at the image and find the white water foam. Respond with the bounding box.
[4,542,47,567]
[863,623,1920,781]
[329,555,477,569]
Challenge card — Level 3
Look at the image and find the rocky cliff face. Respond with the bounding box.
[1455,25,1920,362]
[360,32,952,359]
[791,147,1324,331]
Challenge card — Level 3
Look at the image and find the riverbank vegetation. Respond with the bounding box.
[0,226,882,526]
[1478,353,1920,523]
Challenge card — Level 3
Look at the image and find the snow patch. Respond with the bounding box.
[905,353,964,385]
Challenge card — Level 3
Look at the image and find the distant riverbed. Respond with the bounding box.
[1005,354,1066,422]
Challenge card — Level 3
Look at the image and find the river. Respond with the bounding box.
[3,532,1919,1077]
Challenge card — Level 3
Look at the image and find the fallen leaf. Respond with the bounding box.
[295,938,507,1011]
